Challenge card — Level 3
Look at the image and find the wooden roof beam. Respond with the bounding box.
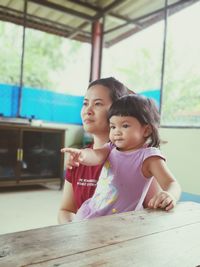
[67,0,124,39]
[105,0,198,47]
[66,0,102,12]
[28,0,94,21]
[93,0,123,20]
[104,0,193,35]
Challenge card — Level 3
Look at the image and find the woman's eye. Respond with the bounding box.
[83,102,88,106]
[110,126,115,129]
[95,102,102,106]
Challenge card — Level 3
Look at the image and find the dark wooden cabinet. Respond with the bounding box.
[0,124,65,187]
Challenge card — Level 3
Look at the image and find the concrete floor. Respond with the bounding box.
[0,184,62,235]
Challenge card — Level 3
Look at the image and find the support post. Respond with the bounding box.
[89,20,104,82]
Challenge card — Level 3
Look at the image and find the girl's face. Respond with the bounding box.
[81,85,112,135]
[109,116,150,151]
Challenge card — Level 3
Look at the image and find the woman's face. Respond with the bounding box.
[81,85,112,135]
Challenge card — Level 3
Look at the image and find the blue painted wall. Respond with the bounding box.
[139,89,160,107]
[0,83,160,124]
[0,83,19,117]
[0,83,83,124]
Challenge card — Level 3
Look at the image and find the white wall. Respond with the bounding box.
[160,128,200,195]
[62,124,84,169]
[64,124,84,147]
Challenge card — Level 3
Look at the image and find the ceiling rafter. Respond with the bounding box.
[26,0,124,41]
[67,0,141,26]
[104,0,195,35]
[66,0,102,12]
[0,0,198,46]
[28,0,94,21]
[105,0,198,47]
[67,21,90,39]
[108,12,142,27]
[0,11,91,45]
[93,0,123,20]
[66,0,124,39]
[0,5,90,35]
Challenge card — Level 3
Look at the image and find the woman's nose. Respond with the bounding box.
[85,105,93,115]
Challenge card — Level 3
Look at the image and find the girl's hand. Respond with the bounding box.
[148,191,177,211]
[61,147,83,169]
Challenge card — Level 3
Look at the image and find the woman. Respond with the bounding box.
[58,77,161,223]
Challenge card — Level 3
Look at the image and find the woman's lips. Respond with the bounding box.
[83,119,95,124]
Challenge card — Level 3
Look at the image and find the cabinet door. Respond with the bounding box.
[0,129,20,179]
[20,130,62,179]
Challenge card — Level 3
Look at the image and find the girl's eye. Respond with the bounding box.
[83,102,88,106]
[123,124,129,128]
[110,125,115,130]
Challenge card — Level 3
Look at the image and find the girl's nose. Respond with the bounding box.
[114,129,121,135]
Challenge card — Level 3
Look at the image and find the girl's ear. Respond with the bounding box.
[144,125,152,138]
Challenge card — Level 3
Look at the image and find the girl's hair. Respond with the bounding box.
[108,94,160,147]
[88,77,130,103]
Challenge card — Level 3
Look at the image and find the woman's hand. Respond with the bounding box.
[61,147,83,169]
[148,191,177,211]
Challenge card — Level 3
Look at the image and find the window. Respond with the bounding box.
[102,2,200,127]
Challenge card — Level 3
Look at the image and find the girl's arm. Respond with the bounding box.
[142,157,181,211]
[61,146,110,167]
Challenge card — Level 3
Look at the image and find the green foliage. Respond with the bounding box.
[24,28,65,88]
[114,47,162,91]
[0,22,22,84]
[0,22,84,90]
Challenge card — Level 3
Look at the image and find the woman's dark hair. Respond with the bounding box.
[88,77,130,103]
[108,94,160,147]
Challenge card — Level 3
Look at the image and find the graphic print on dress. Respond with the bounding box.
[91,160,118,211]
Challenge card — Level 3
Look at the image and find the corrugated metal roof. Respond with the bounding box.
[0,0,198,47]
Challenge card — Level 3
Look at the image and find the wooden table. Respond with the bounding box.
[0,202,200,267]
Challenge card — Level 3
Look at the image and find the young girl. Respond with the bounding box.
[62,94,181,221]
